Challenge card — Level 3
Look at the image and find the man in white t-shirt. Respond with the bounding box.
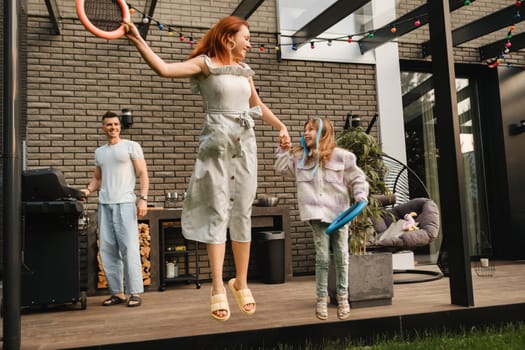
[82,111,149,307]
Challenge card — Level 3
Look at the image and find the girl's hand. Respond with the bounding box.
[280,139,291,151]
[355,195,368,203]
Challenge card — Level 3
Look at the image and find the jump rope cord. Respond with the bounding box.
[299,117,323,177]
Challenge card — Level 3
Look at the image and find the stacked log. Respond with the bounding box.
[138,223,151,286]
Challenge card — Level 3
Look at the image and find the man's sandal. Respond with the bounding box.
[210,291,230,321]
[228,278,256,315]
[102,295,126,306]
[127,294,142,307]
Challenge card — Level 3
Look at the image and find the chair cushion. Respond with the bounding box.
[376,219,406,247]
[372,197,440,249]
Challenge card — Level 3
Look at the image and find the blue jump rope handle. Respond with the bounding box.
[326,201,367,235]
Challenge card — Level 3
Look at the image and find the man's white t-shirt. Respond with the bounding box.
[95,139,144,204]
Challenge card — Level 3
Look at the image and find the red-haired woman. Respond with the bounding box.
[126,16,290,321]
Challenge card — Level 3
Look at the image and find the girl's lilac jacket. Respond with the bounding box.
[275,146,369,223]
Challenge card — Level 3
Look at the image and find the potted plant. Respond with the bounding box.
[335,121,394,253]
[328,116,395,308]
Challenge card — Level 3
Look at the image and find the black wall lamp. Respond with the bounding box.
[509,120,525,136]
[121,108,133,129]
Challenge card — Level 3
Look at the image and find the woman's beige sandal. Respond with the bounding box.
[210,291,230,321]
[228,278,256,315]
[336,294,351,320]
[316,296,328,320]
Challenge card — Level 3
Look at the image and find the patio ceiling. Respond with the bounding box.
[288,0,370,48]
[229,0,524,64]
[42,0,524,63]
[44,0,61,34]
[358,0,478,54]
[137,0,159,39]
[421,3,525,58]
[232,0,266,19]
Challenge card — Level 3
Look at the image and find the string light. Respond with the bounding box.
[486,1,522,68]
[125,1,523,68]
[126,1,433,54]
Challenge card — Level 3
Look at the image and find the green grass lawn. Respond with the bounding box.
[270,322,525,350]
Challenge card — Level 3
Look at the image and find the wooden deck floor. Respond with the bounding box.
[3,261,525,349]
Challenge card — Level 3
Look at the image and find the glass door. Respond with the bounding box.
[400,71,491,261]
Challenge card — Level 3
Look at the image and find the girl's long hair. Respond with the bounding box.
[294,117,336,167]
[188,16,249,64]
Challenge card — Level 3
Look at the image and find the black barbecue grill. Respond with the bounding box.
[21,168,88,310]
[22,168,85,201]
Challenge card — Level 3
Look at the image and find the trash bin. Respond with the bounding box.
[255,231,285,284]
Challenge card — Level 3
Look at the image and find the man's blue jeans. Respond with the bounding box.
[98,203,144,295]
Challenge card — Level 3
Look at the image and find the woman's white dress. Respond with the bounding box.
[181,56,261,244]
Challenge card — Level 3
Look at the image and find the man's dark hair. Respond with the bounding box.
[102,111,119,121]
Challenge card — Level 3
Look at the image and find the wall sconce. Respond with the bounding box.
[344,113,361,130]
[121,108,133,129]
[509,120,525,136]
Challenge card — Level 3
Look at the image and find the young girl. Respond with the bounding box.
[275,117,369,320]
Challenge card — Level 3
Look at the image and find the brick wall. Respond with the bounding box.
[25,15,377,277]
[19,0,525,281]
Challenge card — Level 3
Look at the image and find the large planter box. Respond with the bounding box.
[328,252,393,308]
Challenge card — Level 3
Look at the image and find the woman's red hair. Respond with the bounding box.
[188,16,249,64]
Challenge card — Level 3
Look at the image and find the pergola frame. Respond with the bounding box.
[358,0,477,54]
[289,0,370,49]
[232,0,266,19]
[7,2,523,347]
[40,0,523,63]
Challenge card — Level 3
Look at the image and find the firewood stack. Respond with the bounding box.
[138,223,151,285]
[97,223,152,289]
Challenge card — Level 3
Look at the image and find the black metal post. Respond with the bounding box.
[3,0,23,348]
[427,0,474,306]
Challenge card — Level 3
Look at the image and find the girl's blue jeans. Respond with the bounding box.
[309,220,349,297]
